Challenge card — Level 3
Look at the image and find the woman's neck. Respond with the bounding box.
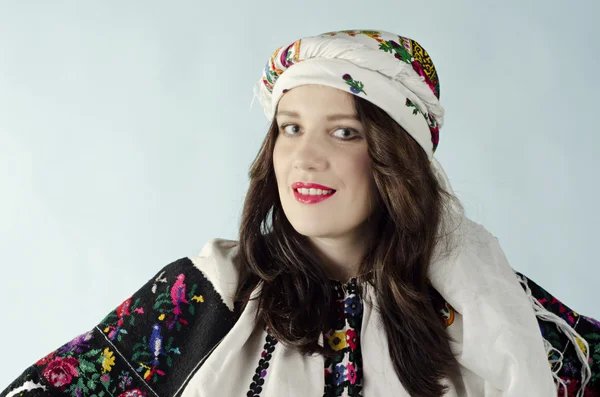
[307,226,374,282]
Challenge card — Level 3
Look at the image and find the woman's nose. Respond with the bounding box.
[291,133,328,172]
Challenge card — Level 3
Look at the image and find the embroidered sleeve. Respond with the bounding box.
[1,257,239,397]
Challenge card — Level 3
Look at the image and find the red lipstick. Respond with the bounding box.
[291,182,335,191]
[291,182,336,204]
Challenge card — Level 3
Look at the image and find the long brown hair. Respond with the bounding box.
[235,94,464,396]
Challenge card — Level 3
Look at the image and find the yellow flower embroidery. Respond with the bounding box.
[328,331,347,351]
[158,313,165,321]
[191,295,204,303]
[575,336,588,356]
[102,347,116,373]
[139,363,152,380]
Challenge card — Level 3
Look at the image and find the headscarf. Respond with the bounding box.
[254,30,442,157]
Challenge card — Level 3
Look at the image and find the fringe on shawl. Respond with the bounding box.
[516,273,591,397]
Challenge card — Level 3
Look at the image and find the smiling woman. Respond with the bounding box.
[272,85,379,281]
[2,29,599,397]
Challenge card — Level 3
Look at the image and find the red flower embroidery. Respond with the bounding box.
[411,60,436,97]
[117,389,147,397]
[42,356,80,388]
[347,363,357,384]
[563,377,580,395]
[346,329,357,350]
[35,350,58,366]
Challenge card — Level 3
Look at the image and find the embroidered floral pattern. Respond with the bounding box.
[33,330,140,397]
[2,258,598,397]
[101,297,145,342]
[1,257,239,397]
[410,39,440,99]
[262,40,302,92]
[515,272,600,394]
[42,356,80,388]
[405,98,440,152]
[342,74,366,95]
[324,278,364,397]
[405,98,420,115]
[427,114,440,152]
[322,30,382,40]
[379,39,412,64]
[100,271,205,384]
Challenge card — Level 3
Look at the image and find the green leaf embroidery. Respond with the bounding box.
[341,74,367,95]
[78,359,95,373]
[67,384,78,397]
[188,284,198,299]
[153,298,171,310]
[77,377,87,392]
[378,40,411,64]
[132,338,147,351]
[165,337,175,351]
[100,313,117,325]
[83,349,102,358]
[132,350,152,361]
[586,333,600,341]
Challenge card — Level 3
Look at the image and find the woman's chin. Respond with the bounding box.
[289,221,339,239]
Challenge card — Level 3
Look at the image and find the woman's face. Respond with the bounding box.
[273,84,378,241]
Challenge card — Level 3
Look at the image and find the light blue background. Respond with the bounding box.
[1,0,598,387]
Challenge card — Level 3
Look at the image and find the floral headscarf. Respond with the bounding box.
[253,29,443,158]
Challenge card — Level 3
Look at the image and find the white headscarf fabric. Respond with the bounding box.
[253,30,443,160]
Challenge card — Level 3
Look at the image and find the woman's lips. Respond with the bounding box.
[291,182,335,190]
[293,188,336,204]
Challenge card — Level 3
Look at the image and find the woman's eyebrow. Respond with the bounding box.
[276,110,359,121]
[275,110,299,118]
[326,114,359,121]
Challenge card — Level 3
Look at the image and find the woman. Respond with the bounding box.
[1,29,598,397]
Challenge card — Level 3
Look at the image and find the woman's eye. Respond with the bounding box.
[280,124,360,140]
[281,124,301,135]
[332,127,360,140]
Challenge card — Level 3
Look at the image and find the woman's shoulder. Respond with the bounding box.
[102,237,242,319]
[187,238,242,311]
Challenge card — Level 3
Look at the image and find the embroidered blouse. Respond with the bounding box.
[323,278,364,397]
[0,233,597,397]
